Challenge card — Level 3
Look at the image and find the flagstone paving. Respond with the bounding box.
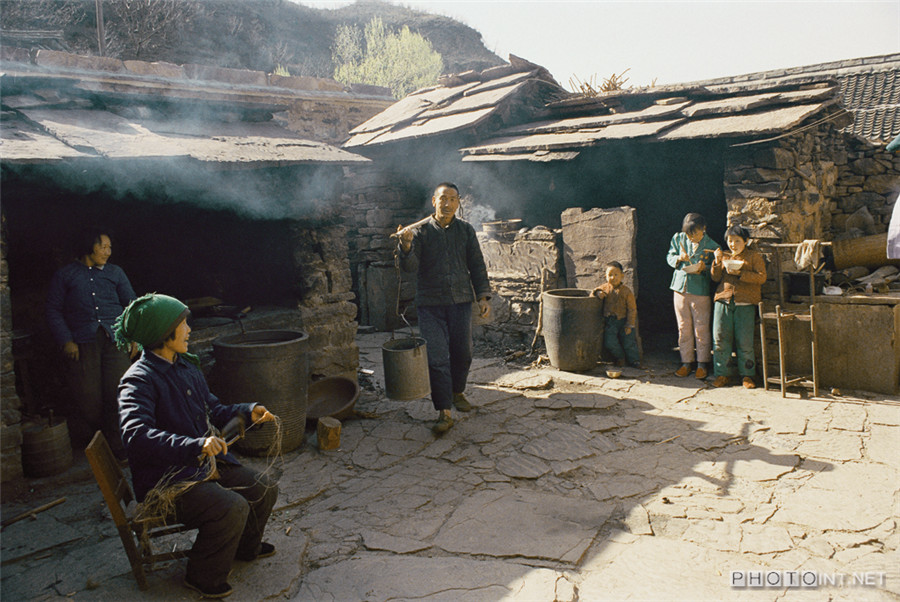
[1,331,897,601]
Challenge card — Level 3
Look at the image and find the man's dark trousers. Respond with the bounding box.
[418,303,473,411]
[175,464,278,589]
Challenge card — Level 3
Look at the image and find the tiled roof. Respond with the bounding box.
[681,54,900,143]
[344,57,858,159]
[344,55,566,149]
[839,69,899,141]
[461,86,841,161]
[348,53,899,158]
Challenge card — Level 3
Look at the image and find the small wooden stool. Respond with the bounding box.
[317,417,342,450]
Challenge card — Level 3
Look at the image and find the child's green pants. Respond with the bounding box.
[713,300,756,377]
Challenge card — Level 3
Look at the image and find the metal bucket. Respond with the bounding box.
[541,288,603,371]
[382,337,430,400]
[21,417,73,478]
[212,330,309,455]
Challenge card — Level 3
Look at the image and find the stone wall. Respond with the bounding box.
[291,223,359,378]
[193,223,360,381]
[0,217,24,492]
[828,134,900,240]
[723,118,899,272]
[724,124,839,246]
[282,100,393,147]
[476,228,563,348]
[341,165,424,332]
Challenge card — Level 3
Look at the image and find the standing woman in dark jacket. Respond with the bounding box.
[46,227,136,454]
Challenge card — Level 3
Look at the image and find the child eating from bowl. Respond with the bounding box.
[666,213,720,380]
[710,225,767,388]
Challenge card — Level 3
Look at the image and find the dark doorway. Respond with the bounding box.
[1,162,313,414]
[465,139,729,351]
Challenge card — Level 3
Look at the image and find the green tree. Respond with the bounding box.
[332,17,442,99]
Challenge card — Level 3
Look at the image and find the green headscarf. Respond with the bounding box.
[115,293,199,366]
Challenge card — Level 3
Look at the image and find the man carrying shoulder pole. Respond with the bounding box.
[395,183,492,434]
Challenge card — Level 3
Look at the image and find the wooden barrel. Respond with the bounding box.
[1,423,23,482]
[21,418,73,478]
[833,233,900,269]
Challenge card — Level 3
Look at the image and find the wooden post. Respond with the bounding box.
[94,0,106,57]
[810,304,818,398]
[776,305,787,398]
[316,417,341,451]
[758,303,769,391]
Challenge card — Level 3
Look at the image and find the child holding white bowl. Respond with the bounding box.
[666,213,720,380]
[710,225,767,389]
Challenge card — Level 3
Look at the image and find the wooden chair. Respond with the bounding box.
[757,240,824,398]
[758,302,819,398]
[85,431,191,590]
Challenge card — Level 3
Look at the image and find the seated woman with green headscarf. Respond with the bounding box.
[115,293,279,599]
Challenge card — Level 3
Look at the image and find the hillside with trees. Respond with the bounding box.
[0,0,504,80]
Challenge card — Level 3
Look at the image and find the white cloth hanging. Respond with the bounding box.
[793,239,822,270]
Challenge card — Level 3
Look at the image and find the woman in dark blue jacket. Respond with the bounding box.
[116,293,278,599]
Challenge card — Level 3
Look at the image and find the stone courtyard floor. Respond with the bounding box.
[1,331,898,601]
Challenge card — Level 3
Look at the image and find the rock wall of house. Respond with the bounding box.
[282,100,393,146]
[724,123,899,242]
[827,134,900,239]
[476,228,563,349]
[724,125,838,245]
[291,223,359,379]
[342,166,424,332]
[723,120,899,273]
[0,217,24,492]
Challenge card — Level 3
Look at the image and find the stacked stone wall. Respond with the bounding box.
[291,223,359,378]
[723,119,899,273]
[341,165,424,331]
[476,228,563,349]
[195,223,360,380]
[827,133,900,239]
[724,126,838,244]
[0,216,24,492]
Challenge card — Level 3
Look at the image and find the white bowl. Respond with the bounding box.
[682,262,703,274]
[723,259,744,274]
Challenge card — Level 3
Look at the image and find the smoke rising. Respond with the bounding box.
[2,158,345,222]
